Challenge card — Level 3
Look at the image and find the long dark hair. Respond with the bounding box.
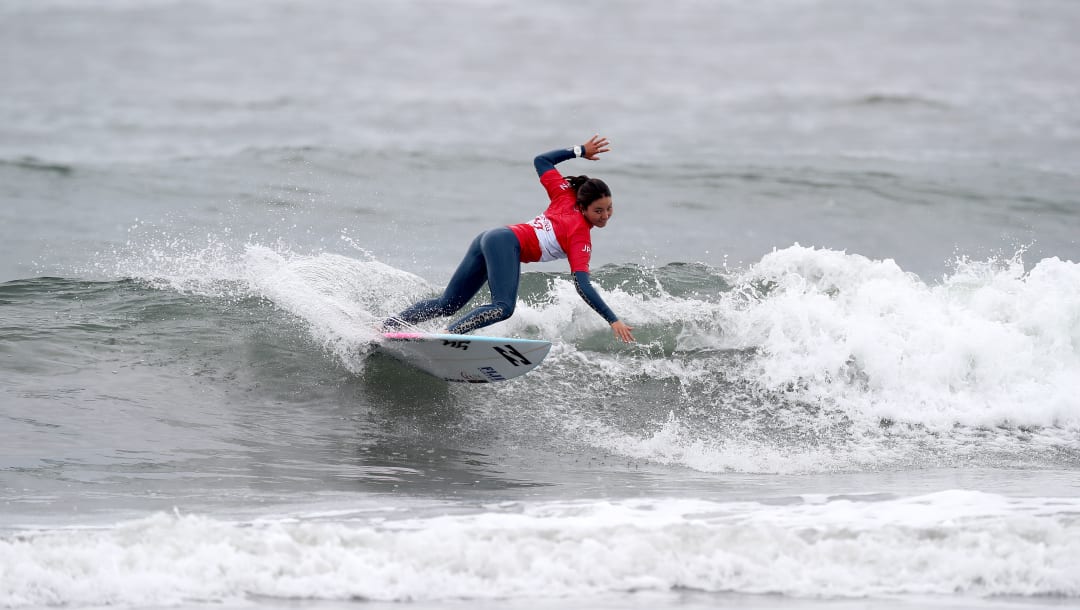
[566,175,611,212]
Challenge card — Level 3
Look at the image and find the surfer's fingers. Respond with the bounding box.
[586,135,610,150]
[611,320,634,343]
[586,146,610,160]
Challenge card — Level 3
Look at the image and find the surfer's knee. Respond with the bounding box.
[492,301,515,321]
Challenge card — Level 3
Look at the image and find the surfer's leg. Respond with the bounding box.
[387,233,489,328]
[447,227,521,334]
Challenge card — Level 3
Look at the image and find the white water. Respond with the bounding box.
[734,246,1080,430]
[4,491,1078,607]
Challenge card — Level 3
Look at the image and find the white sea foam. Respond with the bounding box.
[489,246,1080,472]
[3,492,1078,607]
[497,244,1080,439]
[731,246,1080,429]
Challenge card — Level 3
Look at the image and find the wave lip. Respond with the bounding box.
[3,491,1079,606]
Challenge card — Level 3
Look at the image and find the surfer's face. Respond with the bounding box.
[583,196,613,228]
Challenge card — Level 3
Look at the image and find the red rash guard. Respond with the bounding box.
[509,169,593,274]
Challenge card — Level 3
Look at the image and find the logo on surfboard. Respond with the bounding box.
[493,344,532,366]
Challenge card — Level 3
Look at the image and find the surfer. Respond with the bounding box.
[384,135,635,343]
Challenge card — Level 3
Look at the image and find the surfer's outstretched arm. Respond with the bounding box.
[574,271,635,343]
[534,135,610,176]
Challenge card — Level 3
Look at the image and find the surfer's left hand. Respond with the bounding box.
[583,135,610,160]
[611,320,635,343]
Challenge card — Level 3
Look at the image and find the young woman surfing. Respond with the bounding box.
[383,135,635,343]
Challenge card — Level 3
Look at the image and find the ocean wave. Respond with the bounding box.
[3,491,1078,606]
[12,240,1079,473]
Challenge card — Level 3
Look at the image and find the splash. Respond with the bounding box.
[90,224,433,370]
[732,246,1080,429]
[495,246,1080,473]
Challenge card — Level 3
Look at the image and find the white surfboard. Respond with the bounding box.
[375,332,552,383]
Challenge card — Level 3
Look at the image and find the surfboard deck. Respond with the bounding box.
[375,332,552,383]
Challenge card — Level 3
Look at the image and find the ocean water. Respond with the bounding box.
[2,1,1080,608]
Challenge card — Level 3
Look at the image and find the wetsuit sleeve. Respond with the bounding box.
[536,148,581,210]
[534,147,580,177]
[574,271,618,324]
